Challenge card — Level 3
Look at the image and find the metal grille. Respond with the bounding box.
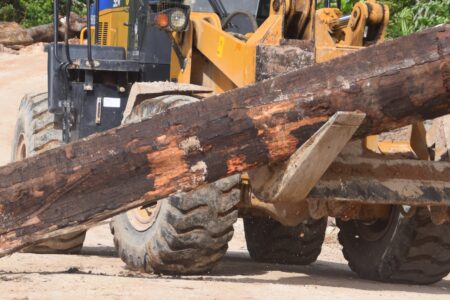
[156,1,186,12]
[96,22,109,45]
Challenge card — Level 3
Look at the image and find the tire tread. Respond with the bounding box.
[244,217,327,265]
[337,208,450,284]
[13,93,86,254]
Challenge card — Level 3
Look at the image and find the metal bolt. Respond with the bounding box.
[272,0,280,12]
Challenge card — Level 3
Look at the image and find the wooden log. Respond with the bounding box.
[31,12,87,42]
[0,23,449,256]
[0,13,86,48]
[309,142,450,206]
[0,22,33,47]
[26,24,54,43]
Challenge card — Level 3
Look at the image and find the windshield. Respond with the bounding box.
[184,0,260,16]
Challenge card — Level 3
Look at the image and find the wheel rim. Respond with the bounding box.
[126,201,161,232]
[16,134,27,161]
[354,207,397,242]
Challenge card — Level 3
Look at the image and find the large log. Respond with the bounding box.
[0,14,86,48]
[0,22,34,47]
[0,24,449,256]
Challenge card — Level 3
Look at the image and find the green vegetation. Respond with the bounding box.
[384,0,450,38]
[318,0,450,37]
[0,1,23,23]
[0,0,85,28]
[0,0,449,35]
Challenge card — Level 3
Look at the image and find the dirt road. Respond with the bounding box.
[0,44,47,167]
[0,223,449,300]
[0,47,449,300]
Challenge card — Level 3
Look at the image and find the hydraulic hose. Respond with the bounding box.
[86,0,94,66]
[53,0,62,63]
[64,0,72,64]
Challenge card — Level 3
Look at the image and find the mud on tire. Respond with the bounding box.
[337,207,450,285]
[12,93,86,254]
[111,175,241,274]
[244,217,327,265]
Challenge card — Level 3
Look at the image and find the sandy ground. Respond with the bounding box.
[0,223,449,300]
[0,46,449,299]
[0,44,48,167]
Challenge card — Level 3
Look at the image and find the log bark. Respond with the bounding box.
[0,22,33,47]
[26,24,54,43]
[0,23,450,256]
[309,142,450,206]
[0,14,86,47]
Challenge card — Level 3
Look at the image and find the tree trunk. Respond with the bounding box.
[0,23,449,257]
[0,22,33,46]
[26,24,54,43]
[0,13,86,47]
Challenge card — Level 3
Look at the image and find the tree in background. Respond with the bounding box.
[321,0,449,38]
[341,0,450,38]
[0,0,86,27]
[0,1,24,22]
[385,0,450,37]
[20,0,53,27]
[1,1,449,34]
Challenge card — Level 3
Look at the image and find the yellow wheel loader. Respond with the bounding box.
[11,0,450,284]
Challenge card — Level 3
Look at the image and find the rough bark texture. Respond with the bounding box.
[0,24,449,257]
[256,40,315,81]
[0,22,34,47]
[309,142,450,206]
[0,14,86,48]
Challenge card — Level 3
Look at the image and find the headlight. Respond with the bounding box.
[169,9,188,31]
[155,13,169,28]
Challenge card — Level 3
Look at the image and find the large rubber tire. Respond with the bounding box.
[11,93,86,254]
[111,95,241,274]
[244,217,327,265]
[337,207,450,284]
[111,175,241,274]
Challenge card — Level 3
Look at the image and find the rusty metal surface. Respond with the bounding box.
[307,198,391,221]
[308,142,450,206]
[430,206,450,225]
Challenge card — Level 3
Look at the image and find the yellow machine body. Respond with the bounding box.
[83,1,422,160]
[168,1,424,161]
[80,7,129,48]
[170,9,285,92]
[81,0,389,93]
[170,0,388,91]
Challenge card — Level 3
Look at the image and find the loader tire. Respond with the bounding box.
[337,207,450,285]
[11,93,86,254]
[111,175,241,274]
[111,95,241,274]
[243,217,327,265]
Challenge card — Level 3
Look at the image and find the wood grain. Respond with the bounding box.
[0,23,449,256]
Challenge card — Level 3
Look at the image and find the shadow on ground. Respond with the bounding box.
[17,247,448,296]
